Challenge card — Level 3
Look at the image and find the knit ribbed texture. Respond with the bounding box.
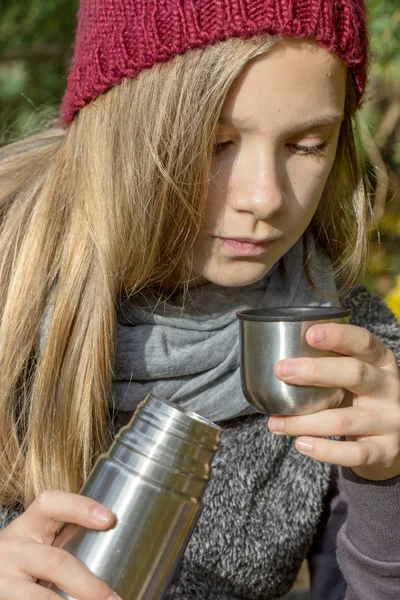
[61,0,369,126]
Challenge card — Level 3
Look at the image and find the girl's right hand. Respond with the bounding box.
[0,490,121,599]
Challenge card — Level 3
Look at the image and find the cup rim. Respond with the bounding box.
[236,306,351,322]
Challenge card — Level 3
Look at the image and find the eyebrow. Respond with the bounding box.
[217,112,345,135]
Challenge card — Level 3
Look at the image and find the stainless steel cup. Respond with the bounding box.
[47,394,222,600]
[237,306,351,415]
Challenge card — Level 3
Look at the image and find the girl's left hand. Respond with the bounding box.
[268,323,400,481]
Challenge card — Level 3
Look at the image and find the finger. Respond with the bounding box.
[293,435,385,469]
[306,323,398,370]
[14,542,117,600]
[268,404,393,438]
[13,490,115,545]
[275,356,389,396]
[268,400,400,437]
[0,577,61,600]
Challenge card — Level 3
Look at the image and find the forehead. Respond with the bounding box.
[221,38,347,130]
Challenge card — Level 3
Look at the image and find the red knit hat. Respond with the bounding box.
[60,0,369,127]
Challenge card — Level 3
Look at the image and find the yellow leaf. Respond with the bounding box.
[385,275,400,320]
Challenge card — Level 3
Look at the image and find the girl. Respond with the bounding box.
[0,1,399,599]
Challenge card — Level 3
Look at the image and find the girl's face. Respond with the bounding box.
[191,38,347,288]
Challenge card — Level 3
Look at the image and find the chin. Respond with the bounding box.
[199,262,273,288]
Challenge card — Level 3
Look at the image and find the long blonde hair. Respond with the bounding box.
[0,35,369,507]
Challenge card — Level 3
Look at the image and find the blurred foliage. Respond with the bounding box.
[367,0,400,79]
[0,0,399,317]
[360,1,400,317]
[0,0,78,136]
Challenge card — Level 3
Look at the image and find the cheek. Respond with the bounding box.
[203,177,227,230]
[288,160,335,211]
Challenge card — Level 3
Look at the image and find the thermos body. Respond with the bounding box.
[49,394,222,600]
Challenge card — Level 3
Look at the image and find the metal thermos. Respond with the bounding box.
[48,394,222,599]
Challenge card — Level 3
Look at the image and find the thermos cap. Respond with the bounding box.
[236,306,351,322]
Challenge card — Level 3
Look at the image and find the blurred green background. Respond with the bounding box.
[1,0,399,317]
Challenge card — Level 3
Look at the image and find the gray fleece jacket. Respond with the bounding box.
[0,285,399,599]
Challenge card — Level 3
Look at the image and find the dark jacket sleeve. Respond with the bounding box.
[338,468,400,600]
[335,286,400,599]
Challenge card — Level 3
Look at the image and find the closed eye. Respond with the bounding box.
[288,142,329,156]
[213,141,329,156]
[213,141,233,154]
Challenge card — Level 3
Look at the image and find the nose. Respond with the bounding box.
[231,153,286,220]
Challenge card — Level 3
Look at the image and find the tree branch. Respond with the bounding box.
[0,45,64,62]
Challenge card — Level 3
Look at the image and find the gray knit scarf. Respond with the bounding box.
[113,234,341,422]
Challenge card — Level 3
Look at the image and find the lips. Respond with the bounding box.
[221,237,277,244]
[216,236,278,256]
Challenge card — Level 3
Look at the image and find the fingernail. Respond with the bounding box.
[269,417,285,432]
[107,594,123,600]
[312,327,327,343]
[296,439,313,453]
[92,507,112,522]
[278,360,296,377]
